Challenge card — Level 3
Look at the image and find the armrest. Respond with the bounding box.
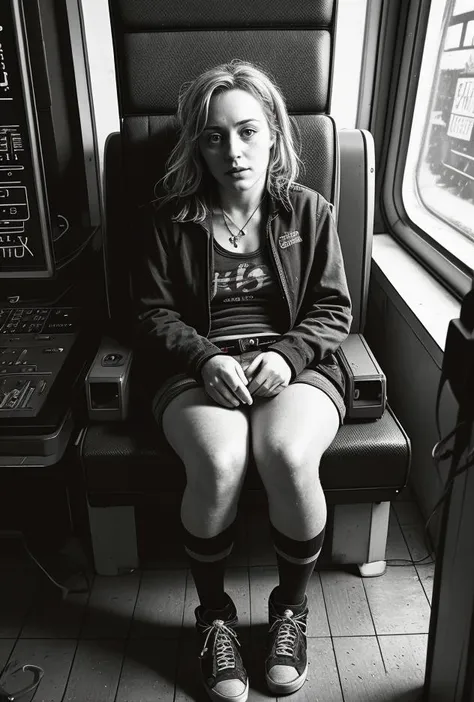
[337,334,387,420]
[84,333,386,422]
[85,337,133,421]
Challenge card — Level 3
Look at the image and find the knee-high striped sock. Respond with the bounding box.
[182,520,237,611]
[271,524,326,606]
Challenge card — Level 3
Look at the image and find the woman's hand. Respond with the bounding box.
[201,355,254,408]
[244,351,292,397]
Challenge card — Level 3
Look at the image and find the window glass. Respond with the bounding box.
[445,23,463,49]
[402,0,474,271]
[463,20,474,45]
[454,0,474,16]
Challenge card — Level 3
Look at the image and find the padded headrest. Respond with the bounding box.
[110,0,335,115]
[116,0,334,29]
[118,32,331,114]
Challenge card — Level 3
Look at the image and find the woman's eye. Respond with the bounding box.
[208,133,222,144]
[242,128,256,138]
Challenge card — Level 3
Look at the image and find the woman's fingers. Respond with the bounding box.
[219,373,253,406]
[201,355,252,407]
[203,361,253,408]
[244,353,264,380]
[253,381,284,398]
[246,352,291,395]
[205,381,240,408]
[233,365,253,405]
[217,361,253,405]
[247,366,276,395]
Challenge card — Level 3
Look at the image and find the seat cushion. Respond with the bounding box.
[80,405,410,506]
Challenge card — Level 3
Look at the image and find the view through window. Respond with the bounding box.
[403,0,474,271]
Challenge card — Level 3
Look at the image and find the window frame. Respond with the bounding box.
[360,0,474,299]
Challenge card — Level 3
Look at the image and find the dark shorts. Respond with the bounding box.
[152,348,346,431]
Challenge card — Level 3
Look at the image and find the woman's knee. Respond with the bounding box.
[185,446,248,501]
[255,438,322,494]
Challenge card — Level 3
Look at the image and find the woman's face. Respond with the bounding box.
[199,88,274,198]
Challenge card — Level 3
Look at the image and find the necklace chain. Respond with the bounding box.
[221,199,263,249]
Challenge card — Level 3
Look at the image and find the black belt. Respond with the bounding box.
[212,335,281,355]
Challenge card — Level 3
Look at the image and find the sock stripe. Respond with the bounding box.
[182,520,237,558]
[274,544,322,565]
[271,524,326,559]
[185,543,234,563]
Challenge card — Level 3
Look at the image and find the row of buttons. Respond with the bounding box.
[0,350,63,362]
[0,308,50,318]
[2,324,46,334]
[0,308,80,335]
[0,367,38,374]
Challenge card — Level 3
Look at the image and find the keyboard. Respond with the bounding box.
[0,307,81,335]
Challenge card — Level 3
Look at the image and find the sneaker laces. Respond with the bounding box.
[200,619,241,672]
[270,609,307,657]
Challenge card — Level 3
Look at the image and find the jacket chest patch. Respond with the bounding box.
[279,230,302,249]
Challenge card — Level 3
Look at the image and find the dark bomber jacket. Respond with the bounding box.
[134,184,353,396]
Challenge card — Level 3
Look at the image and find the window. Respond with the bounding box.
[402,0,474,276]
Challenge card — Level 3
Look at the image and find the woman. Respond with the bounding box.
[135,60,352,701]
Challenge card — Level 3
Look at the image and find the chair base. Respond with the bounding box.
[87,500,390,577]
[87,503,138,576]
[331,501,390,574]
[358,560,387,577]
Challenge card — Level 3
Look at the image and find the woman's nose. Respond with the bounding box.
[225,132,242,160]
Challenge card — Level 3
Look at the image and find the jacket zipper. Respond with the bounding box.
[266,214,293,328]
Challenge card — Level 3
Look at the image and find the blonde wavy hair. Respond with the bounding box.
[158,60,301,222]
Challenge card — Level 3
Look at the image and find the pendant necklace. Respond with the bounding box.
[221,199,263,248]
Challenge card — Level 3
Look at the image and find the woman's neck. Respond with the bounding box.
[218,185,266,219]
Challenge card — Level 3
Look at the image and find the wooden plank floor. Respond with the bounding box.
[0,491,433,701]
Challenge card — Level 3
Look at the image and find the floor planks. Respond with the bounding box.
[0,495,430,701]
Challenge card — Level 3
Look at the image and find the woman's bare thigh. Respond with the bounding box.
[162,387,250,480]
[250,383,340,470]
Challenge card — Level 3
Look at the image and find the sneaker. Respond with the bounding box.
[195,596,249,702]
[265,589,309,695]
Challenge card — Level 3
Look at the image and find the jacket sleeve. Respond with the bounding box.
[269,200,353,378]
[133,209,223,378]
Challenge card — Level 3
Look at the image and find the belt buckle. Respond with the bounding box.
[238,337,258,353]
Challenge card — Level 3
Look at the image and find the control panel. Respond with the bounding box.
[0,307,81,418]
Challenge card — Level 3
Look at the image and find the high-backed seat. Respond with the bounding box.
[79,0,411,576]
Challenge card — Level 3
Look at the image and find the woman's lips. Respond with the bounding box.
[226,168,249,178]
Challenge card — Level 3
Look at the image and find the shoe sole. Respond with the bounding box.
[266,662,308,695]
[206,679,249,702]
